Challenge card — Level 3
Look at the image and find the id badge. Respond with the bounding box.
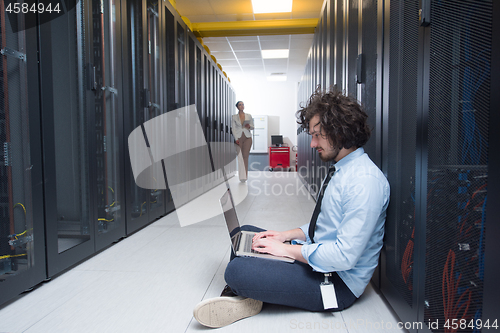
[320,273,338,310]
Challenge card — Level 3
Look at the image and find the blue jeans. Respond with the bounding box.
[224,225,357,312]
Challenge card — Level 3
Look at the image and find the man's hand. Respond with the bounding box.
[253,228,306,244]
[252,230,286,243]
[251,237,307,263]
[252,237,290,258]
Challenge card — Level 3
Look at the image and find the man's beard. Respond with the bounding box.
[317,146,340,162]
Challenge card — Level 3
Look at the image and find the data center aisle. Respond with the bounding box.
[0,171,406,333]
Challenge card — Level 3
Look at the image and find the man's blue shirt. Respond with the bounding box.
[298,147,390,298]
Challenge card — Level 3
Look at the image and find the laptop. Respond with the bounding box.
[219,188,294,263]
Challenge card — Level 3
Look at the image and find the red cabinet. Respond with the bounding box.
[269,147,290,171]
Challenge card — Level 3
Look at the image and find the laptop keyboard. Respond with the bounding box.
[243,233,257,253]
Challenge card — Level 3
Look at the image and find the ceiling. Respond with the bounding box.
[174,0,325,83]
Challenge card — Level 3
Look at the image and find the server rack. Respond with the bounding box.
[146,0,168,223]
[122,0,169,233]
[297,0,499,332]
[0,9,46,302]
[91,0,127,251]
[39,0,96,276]
[1,0,235,306]
[380,1,497,331]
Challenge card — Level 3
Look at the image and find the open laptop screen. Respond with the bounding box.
[220,189,241,250]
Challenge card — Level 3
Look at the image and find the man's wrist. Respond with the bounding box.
[283,228,307,242]
[285,244,307,263]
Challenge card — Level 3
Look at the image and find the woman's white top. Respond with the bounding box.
[231,113,254,140]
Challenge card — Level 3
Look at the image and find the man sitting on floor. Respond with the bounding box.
[193,87,390,328]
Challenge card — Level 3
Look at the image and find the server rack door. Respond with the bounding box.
[346,0,358,98]
[227,83,232,175]
[483,0,500,324]
[330,0,338,87]
[312,34,318,88]
[211,70,218,181]
[323,0,330,88]
[203,55,214,191]
[195,45,213,189]
[91,0,127,251]
[171,21,188,207]
[336,0,345,91]
[216,74,223,183]
[162,3,176,216]
[380,0,421,329]
[187,36,203,201]
[421,1,492,331]
[0,15,46,303]
[219,79,225,175]
[210,65,216,183]
[202,54,212,191]
[146,0,168,220]
[215,72,222,183]
[40,0,94,276]
[360,0,381,168]
[123,0,154,232]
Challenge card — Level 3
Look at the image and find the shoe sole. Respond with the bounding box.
[193,296,263,328]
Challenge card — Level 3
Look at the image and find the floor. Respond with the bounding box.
[0,171,407,333]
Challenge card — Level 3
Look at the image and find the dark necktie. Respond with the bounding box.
[308,166,336,243]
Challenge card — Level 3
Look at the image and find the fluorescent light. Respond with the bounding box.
[252,0,293,14]
[261,49,289,59]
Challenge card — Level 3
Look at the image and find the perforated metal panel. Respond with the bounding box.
[424,1,492,331]
[385,0,420,308]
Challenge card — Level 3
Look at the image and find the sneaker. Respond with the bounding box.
[193,296,263,328]
[220,285,237,297]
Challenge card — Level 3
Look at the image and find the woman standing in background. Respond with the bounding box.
[231,101,254,182]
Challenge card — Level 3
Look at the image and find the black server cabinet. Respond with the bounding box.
[41,0,128,276]
[352,0,380,167]
[346,0,358,98]
[483,0,500,325]
[421,0,494,330]
[381,0,498,332]
[147,0,169,217]
[334,0,345,90]
[122,0,148,230]
[187,36,203,200]
[122,0,169,233]
[160,2,176,217]
[39,0,95,276]
[90,0,127,251]
[0,15,46,303]
[203,55,213,191]
[172,20,188,207]
[380,0,421,326]
[322,0,330,90]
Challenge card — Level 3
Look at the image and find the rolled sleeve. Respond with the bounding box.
[299,224,311,243]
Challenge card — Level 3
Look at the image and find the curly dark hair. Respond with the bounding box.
[296,87,371,149]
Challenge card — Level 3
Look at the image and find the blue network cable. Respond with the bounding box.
[460,16,490,165]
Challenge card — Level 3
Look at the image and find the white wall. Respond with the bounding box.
[230,78,299,149]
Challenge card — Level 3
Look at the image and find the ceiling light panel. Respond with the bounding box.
[252,0,293,14]
[267,75,287,82]
[261,49,289,59]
